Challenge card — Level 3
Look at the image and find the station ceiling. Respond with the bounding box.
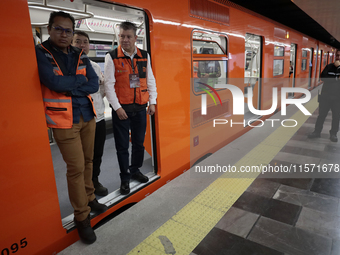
[228,0,340,49]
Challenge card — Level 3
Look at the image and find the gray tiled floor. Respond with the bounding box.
[248,217,332,255]
[296,207,340,239]
[273,185,339,214]
[215,207,259,238]
[193,108,340,255]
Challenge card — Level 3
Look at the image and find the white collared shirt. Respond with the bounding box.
[104,46,157,111]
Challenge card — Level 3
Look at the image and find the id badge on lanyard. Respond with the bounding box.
[129,73,140,88]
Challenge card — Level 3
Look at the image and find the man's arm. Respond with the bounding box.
[35,47,87,92]
[104,54,121,110]
[146,53,157,112]
[68,56,99,96]
[320,64,331,78]
[104,54,128,120]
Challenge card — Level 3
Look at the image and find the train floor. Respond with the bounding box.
[59,88,340,255]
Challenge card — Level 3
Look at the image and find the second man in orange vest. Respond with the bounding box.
[104,21,157,195]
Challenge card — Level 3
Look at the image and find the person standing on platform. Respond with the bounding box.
[308,50,340,142]
[104,21,157,195]
[72,31,109,196]
[35,11,107,244]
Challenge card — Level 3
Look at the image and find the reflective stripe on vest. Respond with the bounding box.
[111,46,149,105]
[39,44,95,129]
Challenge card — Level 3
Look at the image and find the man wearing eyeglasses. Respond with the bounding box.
[35,11,107,244]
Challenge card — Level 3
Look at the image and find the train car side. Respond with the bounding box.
[0,0,336,254]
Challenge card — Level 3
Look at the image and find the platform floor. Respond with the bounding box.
[59,88,340,255]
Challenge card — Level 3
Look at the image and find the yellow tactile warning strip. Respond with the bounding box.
[128,96,319,255]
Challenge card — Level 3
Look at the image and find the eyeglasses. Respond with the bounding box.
[52,26,74,37]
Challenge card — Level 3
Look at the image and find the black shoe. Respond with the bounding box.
[330,134,338,142]
[308,132,321,139]
[88,198,108,214]
[120,181,130,195]
[93,180,108,196]
[74,215,96,244]
[131,172,149,183]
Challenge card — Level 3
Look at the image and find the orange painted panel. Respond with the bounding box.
[0,0,66,254]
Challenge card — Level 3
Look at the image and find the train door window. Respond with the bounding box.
[244,33,262,121]
[289,44,297,96]
[29,0,156,228]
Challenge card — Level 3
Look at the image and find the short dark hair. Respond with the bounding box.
[48,11,75,31]
[74,30,90,40]
[119,21,137,36]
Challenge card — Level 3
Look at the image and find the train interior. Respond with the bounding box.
[28,0,157,227]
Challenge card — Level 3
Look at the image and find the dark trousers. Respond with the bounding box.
[314,98,340,135]
[112,109,146,182]
[92,119,106,181]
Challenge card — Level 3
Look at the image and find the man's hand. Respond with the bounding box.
[116,107,128,120]
[147,104,156,115]
[335,60,340,67]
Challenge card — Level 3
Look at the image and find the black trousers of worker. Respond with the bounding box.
[92,119,106,181]
[111,109,146,182]
[314,97,340,135]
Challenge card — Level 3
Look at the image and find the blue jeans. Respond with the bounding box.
[112,109,146,182]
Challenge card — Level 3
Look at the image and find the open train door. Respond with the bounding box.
[308,47,314,88]
[289,43,297,95]
[244,33,263,123]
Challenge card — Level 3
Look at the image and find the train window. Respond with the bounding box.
[274,46,284,57]
[274,45,285,77]
[192,31,227,54]
[193,60,227,92]
[192,31,228,95]
[301,59,307,71]
[273,59,284,76]
[191,30,229,131]
[244,33,261,79]
[301,49,308,71]
[193,40,225,55]
[302,50,308,58]
[324,53,328,66]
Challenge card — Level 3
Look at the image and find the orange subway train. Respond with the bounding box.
[1,0,336,254]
